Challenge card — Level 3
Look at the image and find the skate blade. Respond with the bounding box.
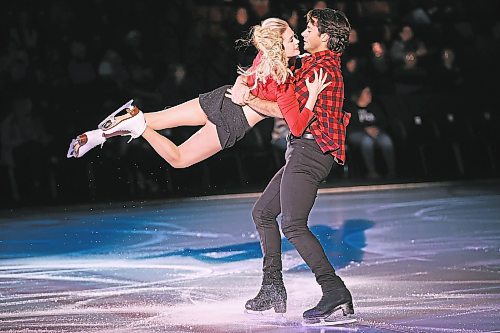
[302,317,357,327]
[98,99,134,130]
[244,310,287,323]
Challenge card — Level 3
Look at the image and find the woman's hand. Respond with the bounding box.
[305,68,330,110]
[306,68,331,99]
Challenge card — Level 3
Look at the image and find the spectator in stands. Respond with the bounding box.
[248,0,273,24]
[346,85,396,179]
[367,41,393,93]
[313,1,327,10]
[9,11,38,51]
[434,47,463,91]
[230,6,255,73]
[271,118,289,152]
[97,49,130,91]
[390,25,428,65]
[123,30,162,109]
[1,42,31,87]
[343,56,365,99]
[159,63,193,106]
[345,28,365,59]
[230,6,251,41]
[393,51,428,94]
[1,97,51,201]
[284,9,299,32]
[68,41,96,86]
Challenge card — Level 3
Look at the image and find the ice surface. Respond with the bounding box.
[1,182,499,332]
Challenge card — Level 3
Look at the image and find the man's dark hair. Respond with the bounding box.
[306,8,351,53]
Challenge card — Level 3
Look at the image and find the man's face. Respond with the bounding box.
[302,19,325,53]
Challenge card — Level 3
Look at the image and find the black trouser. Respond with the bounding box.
[252,135,345,293]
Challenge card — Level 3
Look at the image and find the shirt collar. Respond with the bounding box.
[302,50,341,67]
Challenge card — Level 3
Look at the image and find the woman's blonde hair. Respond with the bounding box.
[238,18,291,89]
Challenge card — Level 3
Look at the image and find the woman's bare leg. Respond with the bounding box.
[243,105,266,127]
[144,99,266,130]
[111,98,207,130]
[141,120,222,168]
[70,99,207,156]
[144,98,208,130]
[142,105,266,168]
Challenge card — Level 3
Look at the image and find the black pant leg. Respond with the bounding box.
[280,138,346,292]
[252,166,284,273]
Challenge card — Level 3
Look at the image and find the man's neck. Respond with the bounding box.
[309,46,329,54]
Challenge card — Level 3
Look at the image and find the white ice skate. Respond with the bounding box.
[67,129,106,158]
[98,99,147,143]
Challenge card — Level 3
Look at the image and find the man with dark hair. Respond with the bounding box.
[229,8,354,323]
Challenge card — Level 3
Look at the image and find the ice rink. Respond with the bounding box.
[1,181,499,332]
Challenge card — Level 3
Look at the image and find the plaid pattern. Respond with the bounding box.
[247,55,313,137]
[293,50,350,165]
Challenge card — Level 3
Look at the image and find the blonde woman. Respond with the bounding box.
[68,18,329,169]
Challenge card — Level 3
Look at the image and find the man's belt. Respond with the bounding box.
[289,132,315,140]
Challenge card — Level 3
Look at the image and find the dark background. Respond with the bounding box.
[1,0,499,208]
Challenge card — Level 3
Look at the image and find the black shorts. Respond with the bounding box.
[199,85,251,149]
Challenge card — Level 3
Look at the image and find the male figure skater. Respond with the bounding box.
[229,8,353,323]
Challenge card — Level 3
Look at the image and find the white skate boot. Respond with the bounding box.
[67,129,106,158]
[98,99,146,143]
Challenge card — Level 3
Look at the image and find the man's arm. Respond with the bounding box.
[246,94,283,118]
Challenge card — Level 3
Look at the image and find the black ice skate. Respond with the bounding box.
[302,287,356,326]
[245,271,287,314]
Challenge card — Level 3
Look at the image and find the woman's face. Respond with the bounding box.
[282,26,300,58]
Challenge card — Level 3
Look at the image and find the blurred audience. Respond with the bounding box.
[271,118,289,152]
[0,0,494,203]
[346,86,396,179]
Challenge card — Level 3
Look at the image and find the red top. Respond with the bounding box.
[293,50,350,165]
[246,52,313,137]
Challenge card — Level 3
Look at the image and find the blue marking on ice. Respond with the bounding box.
[147,219,374,270]
[0,208,373,270]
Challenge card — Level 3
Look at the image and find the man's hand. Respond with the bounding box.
[226,75,250,105]
[226,84,250,106]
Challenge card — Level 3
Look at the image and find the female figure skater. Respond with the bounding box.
[67,18,330,169]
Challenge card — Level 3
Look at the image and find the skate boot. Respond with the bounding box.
[303,286,354,324]
[67,129,106,158]
[99,99,146,143]
[245,271,287,313]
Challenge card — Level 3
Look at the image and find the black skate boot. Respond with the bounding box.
[303,286,354,324]
[245,271,287,313]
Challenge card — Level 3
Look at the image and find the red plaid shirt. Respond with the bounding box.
[293,50,350,165]
[247,52,313,137]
